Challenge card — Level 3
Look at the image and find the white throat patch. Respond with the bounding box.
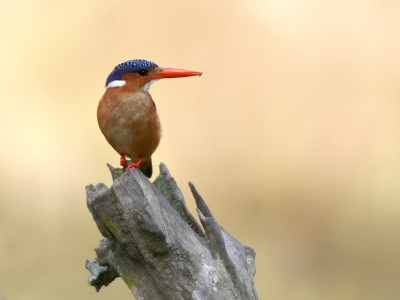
[106,80,126,89]
[141,79,158,92]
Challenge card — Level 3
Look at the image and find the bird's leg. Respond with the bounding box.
[120,155,126,167]
[124,157,144,172]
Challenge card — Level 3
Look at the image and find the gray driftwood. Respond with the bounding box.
[86,163,258,300]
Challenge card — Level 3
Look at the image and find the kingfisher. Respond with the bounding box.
[97,59,202,177]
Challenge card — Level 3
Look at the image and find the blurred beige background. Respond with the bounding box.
[1,0,400,299]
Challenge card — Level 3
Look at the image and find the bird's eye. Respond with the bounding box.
[138,69,149,76]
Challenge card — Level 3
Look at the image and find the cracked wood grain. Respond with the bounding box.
[86,163,258,300]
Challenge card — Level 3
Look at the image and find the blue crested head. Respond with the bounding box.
[105,59,158,86]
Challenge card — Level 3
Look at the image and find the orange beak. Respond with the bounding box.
[150,68,202,79]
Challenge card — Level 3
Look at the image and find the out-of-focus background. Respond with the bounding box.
[1,1,400,299]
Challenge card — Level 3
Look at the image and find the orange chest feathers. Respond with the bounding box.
[97,86,161,160]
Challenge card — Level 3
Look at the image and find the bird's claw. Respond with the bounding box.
[124,157,144,172]
[120,155,126,167]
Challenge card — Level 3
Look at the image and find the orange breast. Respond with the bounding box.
[97,83,161,161]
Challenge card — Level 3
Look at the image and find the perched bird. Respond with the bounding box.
[97,59,202,177]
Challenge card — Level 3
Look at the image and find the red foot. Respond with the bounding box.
[120,155,126,167]
[124,157,144,172]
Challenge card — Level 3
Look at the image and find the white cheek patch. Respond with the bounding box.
[141,79,159,92]
[106,80,126,89]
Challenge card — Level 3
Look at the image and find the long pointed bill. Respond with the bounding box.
[150,68,202,79]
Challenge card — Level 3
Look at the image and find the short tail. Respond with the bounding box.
[139,157,153,178]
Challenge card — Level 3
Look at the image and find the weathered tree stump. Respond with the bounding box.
[86,163,258,300]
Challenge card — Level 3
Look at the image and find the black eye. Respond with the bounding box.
[138,69,149,76]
